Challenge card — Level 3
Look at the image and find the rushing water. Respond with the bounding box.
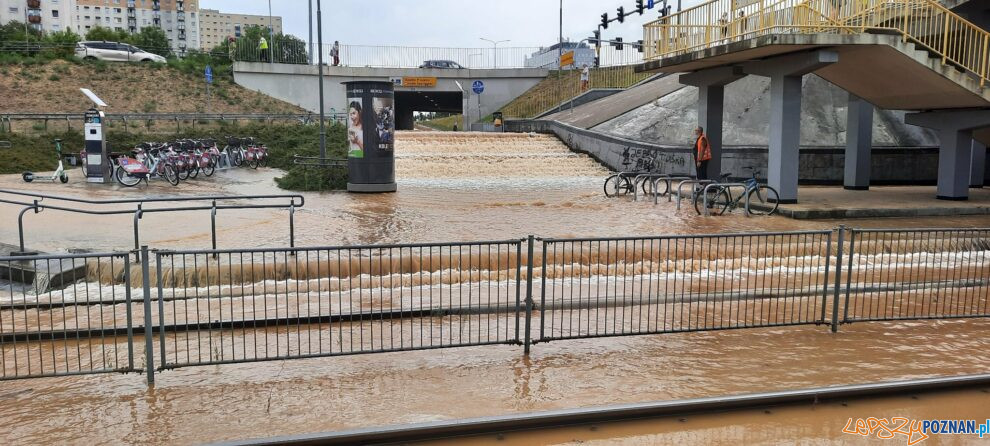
[0,131,988,445]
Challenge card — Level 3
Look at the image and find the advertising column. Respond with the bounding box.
[344,81,397,193]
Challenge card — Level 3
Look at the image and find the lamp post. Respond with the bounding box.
[308,0,313,65]
[480,37,510,69]
[268,0,274,64]
[316,0,326,159]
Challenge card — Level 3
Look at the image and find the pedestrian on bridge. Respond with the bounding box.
[581,65,590,91]
[694,126,712,181]
[259,36,270,62]
[331,41,340,66]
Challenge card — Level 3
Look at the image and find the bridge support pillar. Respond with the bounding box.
[744,50,838,204]
[906,110,990,200]
[679,66,745,181]
[844,93,874,190]
[972,140,986,188]
[396,103,415,131]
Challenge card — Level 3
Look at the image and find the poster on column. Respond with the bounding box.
[374,96,395,150]
[346,96,365,158]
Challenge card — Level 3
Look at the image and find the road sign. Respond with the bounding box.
[205,65,213,84]
[472,80,485,94]
[403,77,437,87]
[560,50,575,68]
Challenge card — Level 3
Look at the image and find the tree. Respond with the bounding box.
[131,26,170,57]
[42,29,81,57]
[85,26,129,43]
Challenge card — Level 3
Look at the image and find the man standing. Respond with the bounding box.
[331,41,340,66]
[258,36,270,62]
[694,126,712,180]
[580,64,590,91]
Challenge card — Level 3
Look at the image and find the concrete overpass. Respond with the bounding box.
[639,0,990,202]
[232,62,548,130]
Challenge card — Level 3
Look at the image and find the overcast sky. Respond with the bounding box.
[201,0,701,48]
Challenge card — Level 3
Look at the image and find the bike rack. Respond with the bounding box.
[604,171,642,198]
[653,176,694,204]
[632,173,670,201]
[0,189,304,259]
[673,179,714,210]
[701,183,753,217]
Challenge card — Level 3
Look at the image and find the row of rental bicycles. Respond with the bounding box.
[95,137,269,187]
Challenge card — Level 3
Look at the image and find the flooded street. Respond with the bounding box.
[0,131,988,445]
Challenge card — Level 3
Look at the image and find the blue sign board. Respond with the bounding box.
[648,0,654,8]
[472,80,484,95]
[205,65,213,84]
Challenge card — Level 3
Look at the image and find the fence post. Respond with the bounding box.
[539,239,548,342]
[289,203,296,249]
[140,245,156,384]
[524,235,534,355]
[123,258,135,371]
[210,200,218,254]
[831,225,845,333]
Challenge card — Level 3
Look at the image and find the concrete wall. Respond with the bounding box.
[233,63,547,125]
[534,89,624,118]
[508,120,943,185]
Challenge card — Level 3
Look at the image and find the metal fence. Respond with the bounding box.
[536,231,834,342]
[0,251,138,380]
[153,240,526,370]
[0,227,988,384]
[0,113,347,134]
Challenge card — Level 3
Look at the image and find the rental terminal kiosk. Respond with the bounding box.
[81,88,110,183]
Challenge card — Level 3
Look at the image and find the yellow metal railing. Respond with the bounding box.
[644,0,990,87]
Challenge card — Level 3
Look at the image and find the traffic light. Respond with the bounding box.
[636,39,644,53]
[590,29,601,45]
[601,13,609,29]
[617,6,625,23]
[636,0,645,14]
[594,56,600,68]
[612,37,624,51]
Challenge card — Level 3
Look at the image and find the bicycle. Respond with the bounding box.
[693,168,780,216]
[603,172,638,197]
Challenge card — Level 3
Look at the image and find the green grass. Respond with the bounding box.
[419,115,463,131]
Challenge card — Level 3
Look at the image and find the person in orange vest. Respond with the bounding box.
[694,126,712,180]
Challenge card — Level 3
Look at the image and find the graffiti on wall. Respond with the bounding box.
[621,146,688,171]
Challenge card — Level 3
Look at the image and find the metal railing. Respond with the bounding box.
[0,189,304,254]
[0,251,138,380]
[643,0,990,86]
[152,239,526,369]
[1,227,988,384]
[0,113,347,134]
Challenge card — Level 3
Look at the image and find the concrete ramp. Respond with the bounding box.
[542,74,685,129]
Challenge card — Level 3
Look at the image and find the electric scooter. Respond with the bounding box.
[22,139,69,184]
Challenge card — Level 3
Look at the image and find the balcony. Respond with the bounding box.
[27,0,41,9]
[27,15,42,24]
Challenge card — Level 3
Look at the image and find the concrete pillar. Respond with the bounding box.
[971,140,987,188]
[743,50,838,204]
[679,66,745,180]
[698,85,725,180]
[396,103,414,131]
[844,93,874,190]
[905,110,990,201]
[767,75,802,203]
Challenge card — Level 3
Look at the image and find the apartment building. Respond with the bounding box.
[73,0,199,52]
[0,0,78,33]
[199,8,281,51]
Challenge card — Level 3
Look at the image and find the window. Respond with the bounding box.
[9,7,18,14]
[52,10,59,17]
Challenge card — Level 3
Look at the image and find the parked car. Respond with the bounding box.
[419,60,465,69]
[75,41,167,63]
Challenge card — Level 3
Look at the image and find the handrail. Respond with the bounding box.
[0,190,304,256]
[644,0,990,87]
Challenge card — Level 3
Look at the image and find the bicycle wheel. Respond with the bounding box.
[163,164,179,186]
[232,151,243,167]
[746,185,780,215]
[259,154,269,168]
[177,163,190,180]
[694,187,730,215]
[603,175,620,197]
[641,177,669,198]
[188,163,200,179]
[115,166,142,187]
[202,159,216,177]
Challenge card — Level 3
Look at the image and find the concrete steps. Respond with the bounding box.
[0,243,89,294]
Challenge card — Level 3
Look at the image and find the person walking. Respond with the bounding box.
[694,126,712,180]
[258,36,270,62]
[580,64,590,92]
[331,41,340,66]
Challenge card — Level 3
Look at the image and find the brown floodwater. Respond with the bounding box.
[0,131,988,445]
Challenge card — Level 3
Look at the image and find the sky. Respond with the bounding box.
[200,0,701,49]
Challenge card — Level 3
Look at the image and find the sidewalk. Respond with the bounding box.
[775,186,990,219]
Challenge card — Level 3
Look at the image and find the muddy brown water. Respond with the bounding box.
[0,131,988,444]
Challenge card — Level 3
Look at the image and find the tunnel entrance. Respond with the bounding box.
[394,90,463,130]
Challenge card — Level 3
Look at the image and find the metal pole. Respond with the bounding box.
[557,0,563,114]
[268,0,274,65]
[140,245,155,385]
[308,0,314,65]
[524,235,534,355]
[831,225,845,333]
[316,0,327,159]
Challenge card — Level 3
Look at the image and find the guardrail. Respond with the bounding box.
[1,226,987,384]
[0,113,347,134]
[0,189,305,255]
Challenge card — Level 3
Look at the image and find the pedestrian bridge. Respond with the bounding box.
[638,0,990,201]
[233,63,548,130]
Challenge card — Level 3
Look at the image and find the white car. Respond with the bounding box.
[75,41,167,63]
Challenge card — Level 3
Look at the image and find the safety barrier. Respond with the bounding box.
[0,113,347,134]
[0,227,987,384]
[701,182,754,216]
[643,0,990,87]
[0,189,304,255]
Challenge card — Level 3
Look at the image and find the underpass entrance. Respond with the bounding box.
[394,90,463,130]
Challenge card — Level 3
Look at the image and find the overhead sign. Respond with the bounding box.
[403,76,437,87]
[205,65,213,84]
[472,80,485,94]
[560,50,575,68]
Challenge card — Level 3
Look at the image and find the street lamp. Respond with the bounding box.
[479,37,510,69]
